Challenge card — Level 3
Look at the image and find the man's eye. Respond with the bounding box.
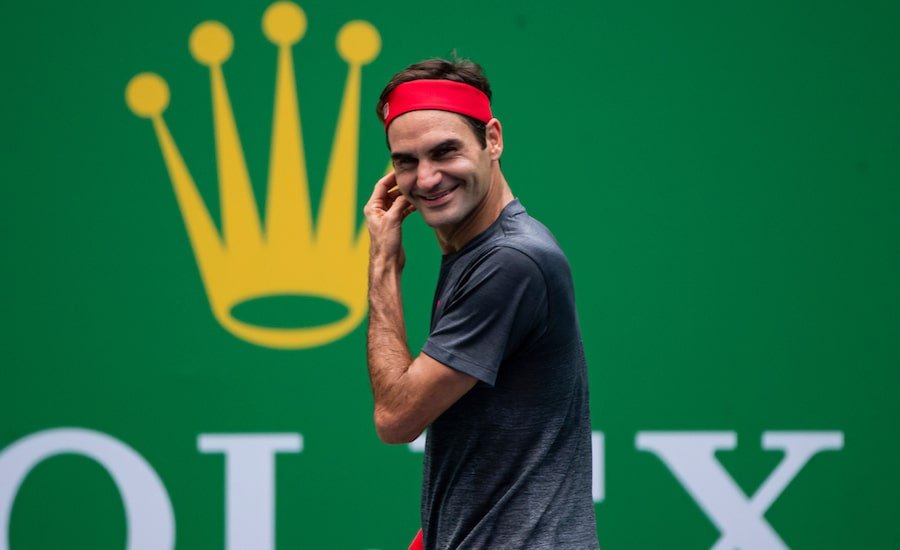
[434,147,455,158]
[393,158,415,170]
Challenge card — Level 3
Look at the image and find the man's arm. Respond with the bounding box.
[364,173,478,444]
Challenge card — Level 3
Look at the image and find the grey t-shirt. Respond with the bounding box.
[420,200,599,549]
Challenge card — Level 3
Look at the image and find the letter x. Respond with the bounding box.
[637,431,843,549]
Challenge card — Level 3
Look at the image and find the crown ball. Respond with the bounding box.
[337,21,380,65]
[125,73,170,118]
[190,21,234,65]
[263,1,307,45]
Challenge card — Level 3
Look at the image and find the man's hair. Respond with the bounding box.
[376,57,492,149]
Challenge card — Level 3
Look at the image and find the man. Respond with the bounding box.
[364,58,599,549]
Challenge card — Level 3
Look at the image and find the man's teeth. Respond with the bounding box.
[423,188,453,200]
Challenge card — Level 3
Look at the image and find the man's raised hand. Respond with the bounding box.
[364,171,416,269]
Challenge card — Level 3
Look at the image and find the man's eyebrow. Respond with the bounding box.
[390,151,415,162]
[428,138,463,154]
[390,138,462,162]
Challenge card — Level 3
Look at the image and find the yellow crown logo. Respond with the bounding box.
[125,2,379,349]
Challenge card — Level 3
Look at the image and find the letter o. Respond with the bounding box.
[0,428,174,550]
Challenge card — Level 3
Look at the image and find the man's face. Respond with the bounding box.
[388,110,494,231]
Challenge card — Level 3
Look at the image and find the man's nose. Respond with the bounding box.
[416,160,441,190]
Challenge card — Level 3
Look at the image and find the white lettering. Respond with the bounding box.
[592,431,605,503]
[408,432,426,452]
[198,433,302,550]
[636,431,843,549]
[0,428,174,550]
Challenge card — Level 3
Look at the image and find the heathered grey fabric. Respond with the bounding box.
[420,200,599,550]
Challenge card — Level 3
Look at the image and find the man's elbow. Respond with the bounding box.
[374,409,423,444]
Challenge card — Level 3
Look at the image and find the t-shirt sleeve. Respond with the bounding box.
[421,246,548,386]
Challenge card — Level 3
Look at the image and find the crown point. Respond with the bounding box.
[125,73,170,118]
[190,21,234,65]
[263,2,307,45]
[336,20,380,65]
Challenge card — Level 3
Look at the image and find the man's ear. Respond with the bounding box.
[486,118,503,160]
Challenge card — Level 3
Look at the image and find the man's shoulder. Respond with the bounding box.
[450,200,570,282]
[494,205,569,271]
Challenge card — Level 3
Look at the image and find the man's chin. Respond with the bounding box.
[419,208,461,230]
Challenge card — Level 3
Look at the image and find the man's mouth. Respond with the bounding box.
[418,184,459,203]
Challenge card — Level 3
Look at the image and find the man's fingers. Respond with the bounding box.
[399,201,417,221]
[388,193,411,215]
[379,171,397,188]
[376,171,397,193]
[367,171,397,207]
[383,193,417,223]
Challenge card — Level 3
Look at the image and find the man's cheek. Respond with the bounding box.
[396,175,415,194]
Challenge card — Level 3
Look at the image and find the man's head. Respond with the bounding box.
[377,58,505,234]
[376,58,492,148]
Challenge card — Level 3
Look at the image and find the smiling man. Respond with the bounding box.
[364,58,599,549]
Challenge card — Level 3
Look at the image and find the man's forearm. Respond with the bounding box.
[367,257,414,422]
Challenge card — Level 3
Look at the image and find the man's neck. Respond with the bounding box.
[436,168,514,254]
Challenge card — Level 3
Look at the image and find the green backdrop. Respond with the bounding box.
[2,0,898,548]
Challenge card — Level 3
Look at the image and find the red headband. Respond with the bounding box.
[382,79,493,130]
